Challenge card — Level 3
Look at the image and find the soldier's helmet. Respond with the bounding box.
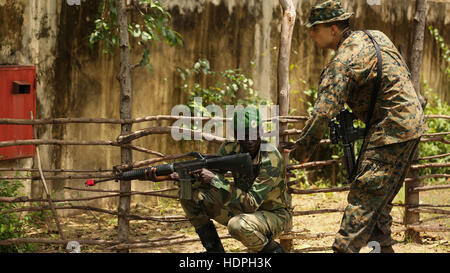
[305,0,354,28]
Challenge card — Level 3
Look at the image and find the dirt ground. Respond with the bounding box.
[28,187,450,253]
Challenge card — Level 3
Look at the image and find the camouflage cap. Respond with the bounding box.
[305,0,353,28]
[233,106,261,132]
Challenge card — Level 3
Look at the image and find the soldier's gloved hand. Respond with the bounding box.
[190,168,216,185]
[280,141,295,153]
[143,167,170,182]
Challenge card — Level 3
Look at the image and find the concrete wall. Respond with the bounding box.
[1,0,449,214]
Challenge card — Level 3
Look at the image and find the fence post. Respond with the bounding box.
[116,0,133,253]
[404,150,422,243]
[403,0,428,244]
[278,0,296,252]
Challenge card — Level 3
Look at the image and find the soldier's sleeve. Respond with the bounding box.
[210,149,284,213]
[208,143,233,192]
[291,61,353,162]
[235,158,283,213]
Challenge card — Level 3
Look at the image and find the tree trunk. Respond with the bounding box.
[410,0,428,109]
[115,0,133,253]
[277,0,296,252]
[405,0,428,244]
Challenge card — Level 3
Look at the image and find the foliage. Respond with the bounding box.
[177,58,270,114]
[419,80,450,182]
[0,174,36,253]
[89,0,183,71]
[428,26,450,78]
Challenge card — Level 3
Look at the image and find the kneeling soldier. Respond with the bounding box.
[147,106,292,253]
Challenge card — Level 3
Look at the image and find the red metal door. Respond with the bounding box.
[0,65,36,160]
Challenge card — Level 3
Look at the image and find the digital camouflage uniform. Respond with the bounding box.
[292,0,428,253]
[181,141,292,252]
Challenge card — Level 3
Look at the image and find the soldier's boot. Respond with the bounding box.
[259,240,285,253]
[195,221,226,253]
[380,245,395,253]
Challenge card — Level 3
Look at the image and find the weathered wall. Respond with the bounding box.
[1,0,449,214]
[0,0,62,200]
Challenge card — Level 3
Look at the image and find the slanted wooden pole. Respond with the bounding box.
[115,0,133,253]
[31,112,65,241]
[404,0,428,244]
[277,0,296,252]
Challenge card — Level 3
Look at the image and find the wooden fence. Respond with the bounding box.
[0,114,449,252]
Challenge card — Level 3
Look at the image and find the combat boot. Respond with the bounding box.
[195,221,226,253]
[259,240,285,253]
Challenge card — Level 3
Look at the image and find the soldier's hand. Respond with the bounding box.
[143,167,171,182]
[169,172,179,181]
[280,142,296,153]
[190,168,216,185]
[143,167,158,181]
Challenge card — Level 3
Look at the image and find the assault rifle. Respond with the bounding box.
[329,109,366,182]
[85,152,254,200]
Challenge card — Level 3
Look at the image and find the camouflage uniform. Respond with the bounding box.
[181,141,292,252]
[291,0,428,252]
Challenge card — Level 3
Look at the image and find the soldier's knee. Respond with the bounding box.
[227,215,249,238]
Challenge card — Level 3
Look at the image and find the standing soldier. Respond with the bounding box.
[287,0,427,253]
[147,107,292,253]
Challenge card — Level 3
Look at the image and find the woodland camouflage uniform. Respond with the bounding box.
[181,115,292,252]
[292,0,428,253]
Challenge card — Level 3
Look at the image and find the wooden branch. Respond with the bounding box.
[1,114,448,126]
[408,207,450,215]
[115,153,198,170]
[406,225,450,233]
[289,186,350,195]
[0,167,112,173]
[420,136,450,144]
[294,246,333,253]
[410,162,450,169]
[279,231,336,240]
[31,112,65,240]
[410,184,450,192]
[116,126,226,144]
[0,235,186,247]
[405,174,450,183]
[392,203,450,208]
[423,132,450,137]
[1,205,188,222]
[0,139,165,157]
[0,190,178,204]
[426,115,450,120]
[417,153,450,161]
[107,234,233,250]
[0,174,113,181]
[63,186,177,194]
[418,215,450,224]
[292,208,344,216]
[287,159,340,171]
[0,139,115,147]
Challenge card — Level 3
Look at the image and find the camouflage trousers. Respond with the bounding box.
[332,138,420,253]
[180,186,292,252]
